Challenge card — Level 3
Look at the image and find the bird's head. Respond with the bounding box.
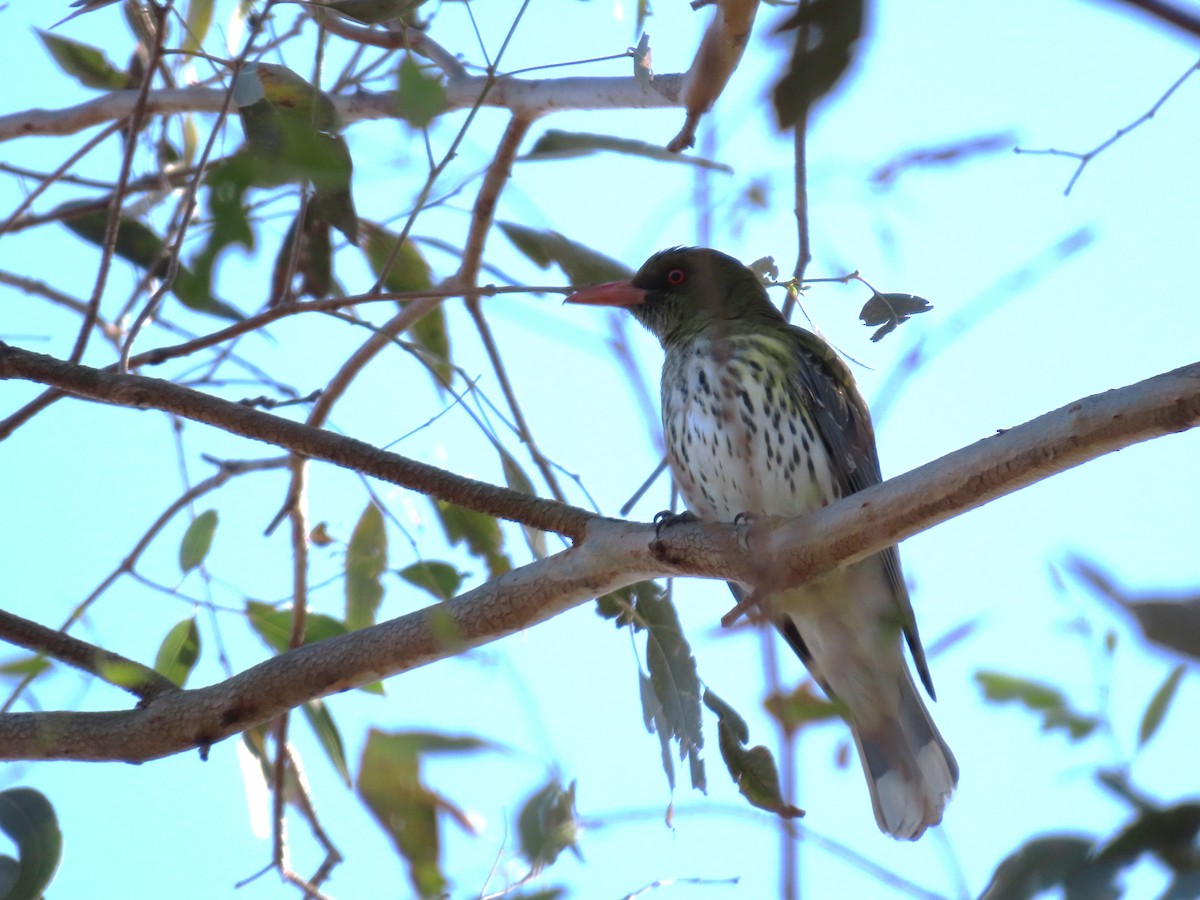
[565,247,784,346]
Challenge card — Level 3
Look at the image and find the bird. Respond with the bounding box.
[566,247,957,840]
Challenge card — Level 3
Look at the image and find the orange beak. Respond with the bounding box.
[563,281,646,307]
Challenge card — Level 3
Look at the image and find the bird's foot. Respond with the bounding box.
[653,509,699,537]
[732,510,758,527]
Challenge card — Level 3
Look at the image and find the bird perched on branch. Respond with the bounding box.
[566,247,956,840]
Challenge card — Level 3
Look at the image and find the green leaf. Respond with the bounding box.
[409,301,452,391]
[635,0,651,34]
[359,222,449,390]
[639,671,677,791]
[270,208,333,303]
[61,197,241,318]
[246,600,350,652]
[302,699,351,787]
[62,205,168,274]
[595,578,705,796]
[356,730,487,898]
[396,56,446,128]
[179,509,218,573]
[36,30,125,90]
[175,153,262,320]
[763,682,841,732]
[360,222,434,293]
[517,781,582,875]
[523,129,732,173]
[498,448,547,559]
[398,561,464,602]
[1092,802,1200,869]
[95,659,150,690]
[1069,557,1200,663]
[370,732,491,756]
[346,502,388,631]
[0,788,63,900]
[181,0,215,55]
[976,671,1100,741]
[772,0,864,128]
[1045,803,1200,899]
[0,656,52,681]
[636,583,705,792]
[705,690,803,819]
[499,221,633,286]
[232,62,357,242]
[0,858,17,899]
[433,501,510,579]
[1138,663,1187,748]
[980,835,1097,900]
[595,583,637,627]
[322,0,426,25]
[153,617,200,687]
[306,134,358,243]
[859,291,933,342]
[234,62,340,133]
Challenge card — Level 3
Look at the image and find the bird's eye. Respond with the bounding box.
[666,268,687,286]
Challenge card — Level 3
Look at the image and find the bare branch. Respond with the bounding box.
[68,2,169,365]
[1094,0,1200,39]
[316,12,466,80]
[0,76,686,144]
[1015,59,1200,195]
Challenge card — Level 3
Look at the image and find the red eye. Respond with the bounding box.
[666,268,686,286]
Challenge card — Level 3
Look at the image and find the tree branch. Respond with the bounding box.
[0,76,686,144]
[1095,0,1200,39]
[1,352,1197,762]
[0,341,594,540]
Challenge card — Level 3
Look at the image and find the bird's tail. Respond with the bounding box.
[852,669,958,841]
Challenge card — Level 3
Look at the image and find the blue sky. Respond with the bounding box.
[2,1,1199,898]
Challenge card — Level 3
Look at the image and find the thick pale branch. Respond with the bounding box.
[0,76,685,143]
[0,517,660,761]
[1,346,1197,762]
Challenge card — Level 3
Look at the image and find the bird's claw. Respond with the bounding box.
[653,509,698,537]
[732,511,758,527]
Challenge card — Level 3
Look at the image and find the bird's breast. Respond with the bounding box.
[661,335,840,521]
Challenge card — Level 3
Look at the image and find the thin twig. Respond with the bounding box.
[0,284,569,442]
[1014,59,1200,195]
[118,3,277,372]
[0,456,288,714]
[69,1,171,365]
[458,114,568,502]
[0,271,122,345]
[0,122,124,239]
[317,11,467,79]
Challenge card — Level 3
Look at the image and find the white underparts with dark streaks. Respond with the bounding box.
[661,333,841,521]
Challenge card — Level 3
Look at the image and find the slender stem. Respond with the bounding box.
[69,2,171,365]
[0,122,123,239]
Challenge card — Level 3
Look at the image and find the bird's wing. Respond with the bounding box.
[785,325,937,699]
